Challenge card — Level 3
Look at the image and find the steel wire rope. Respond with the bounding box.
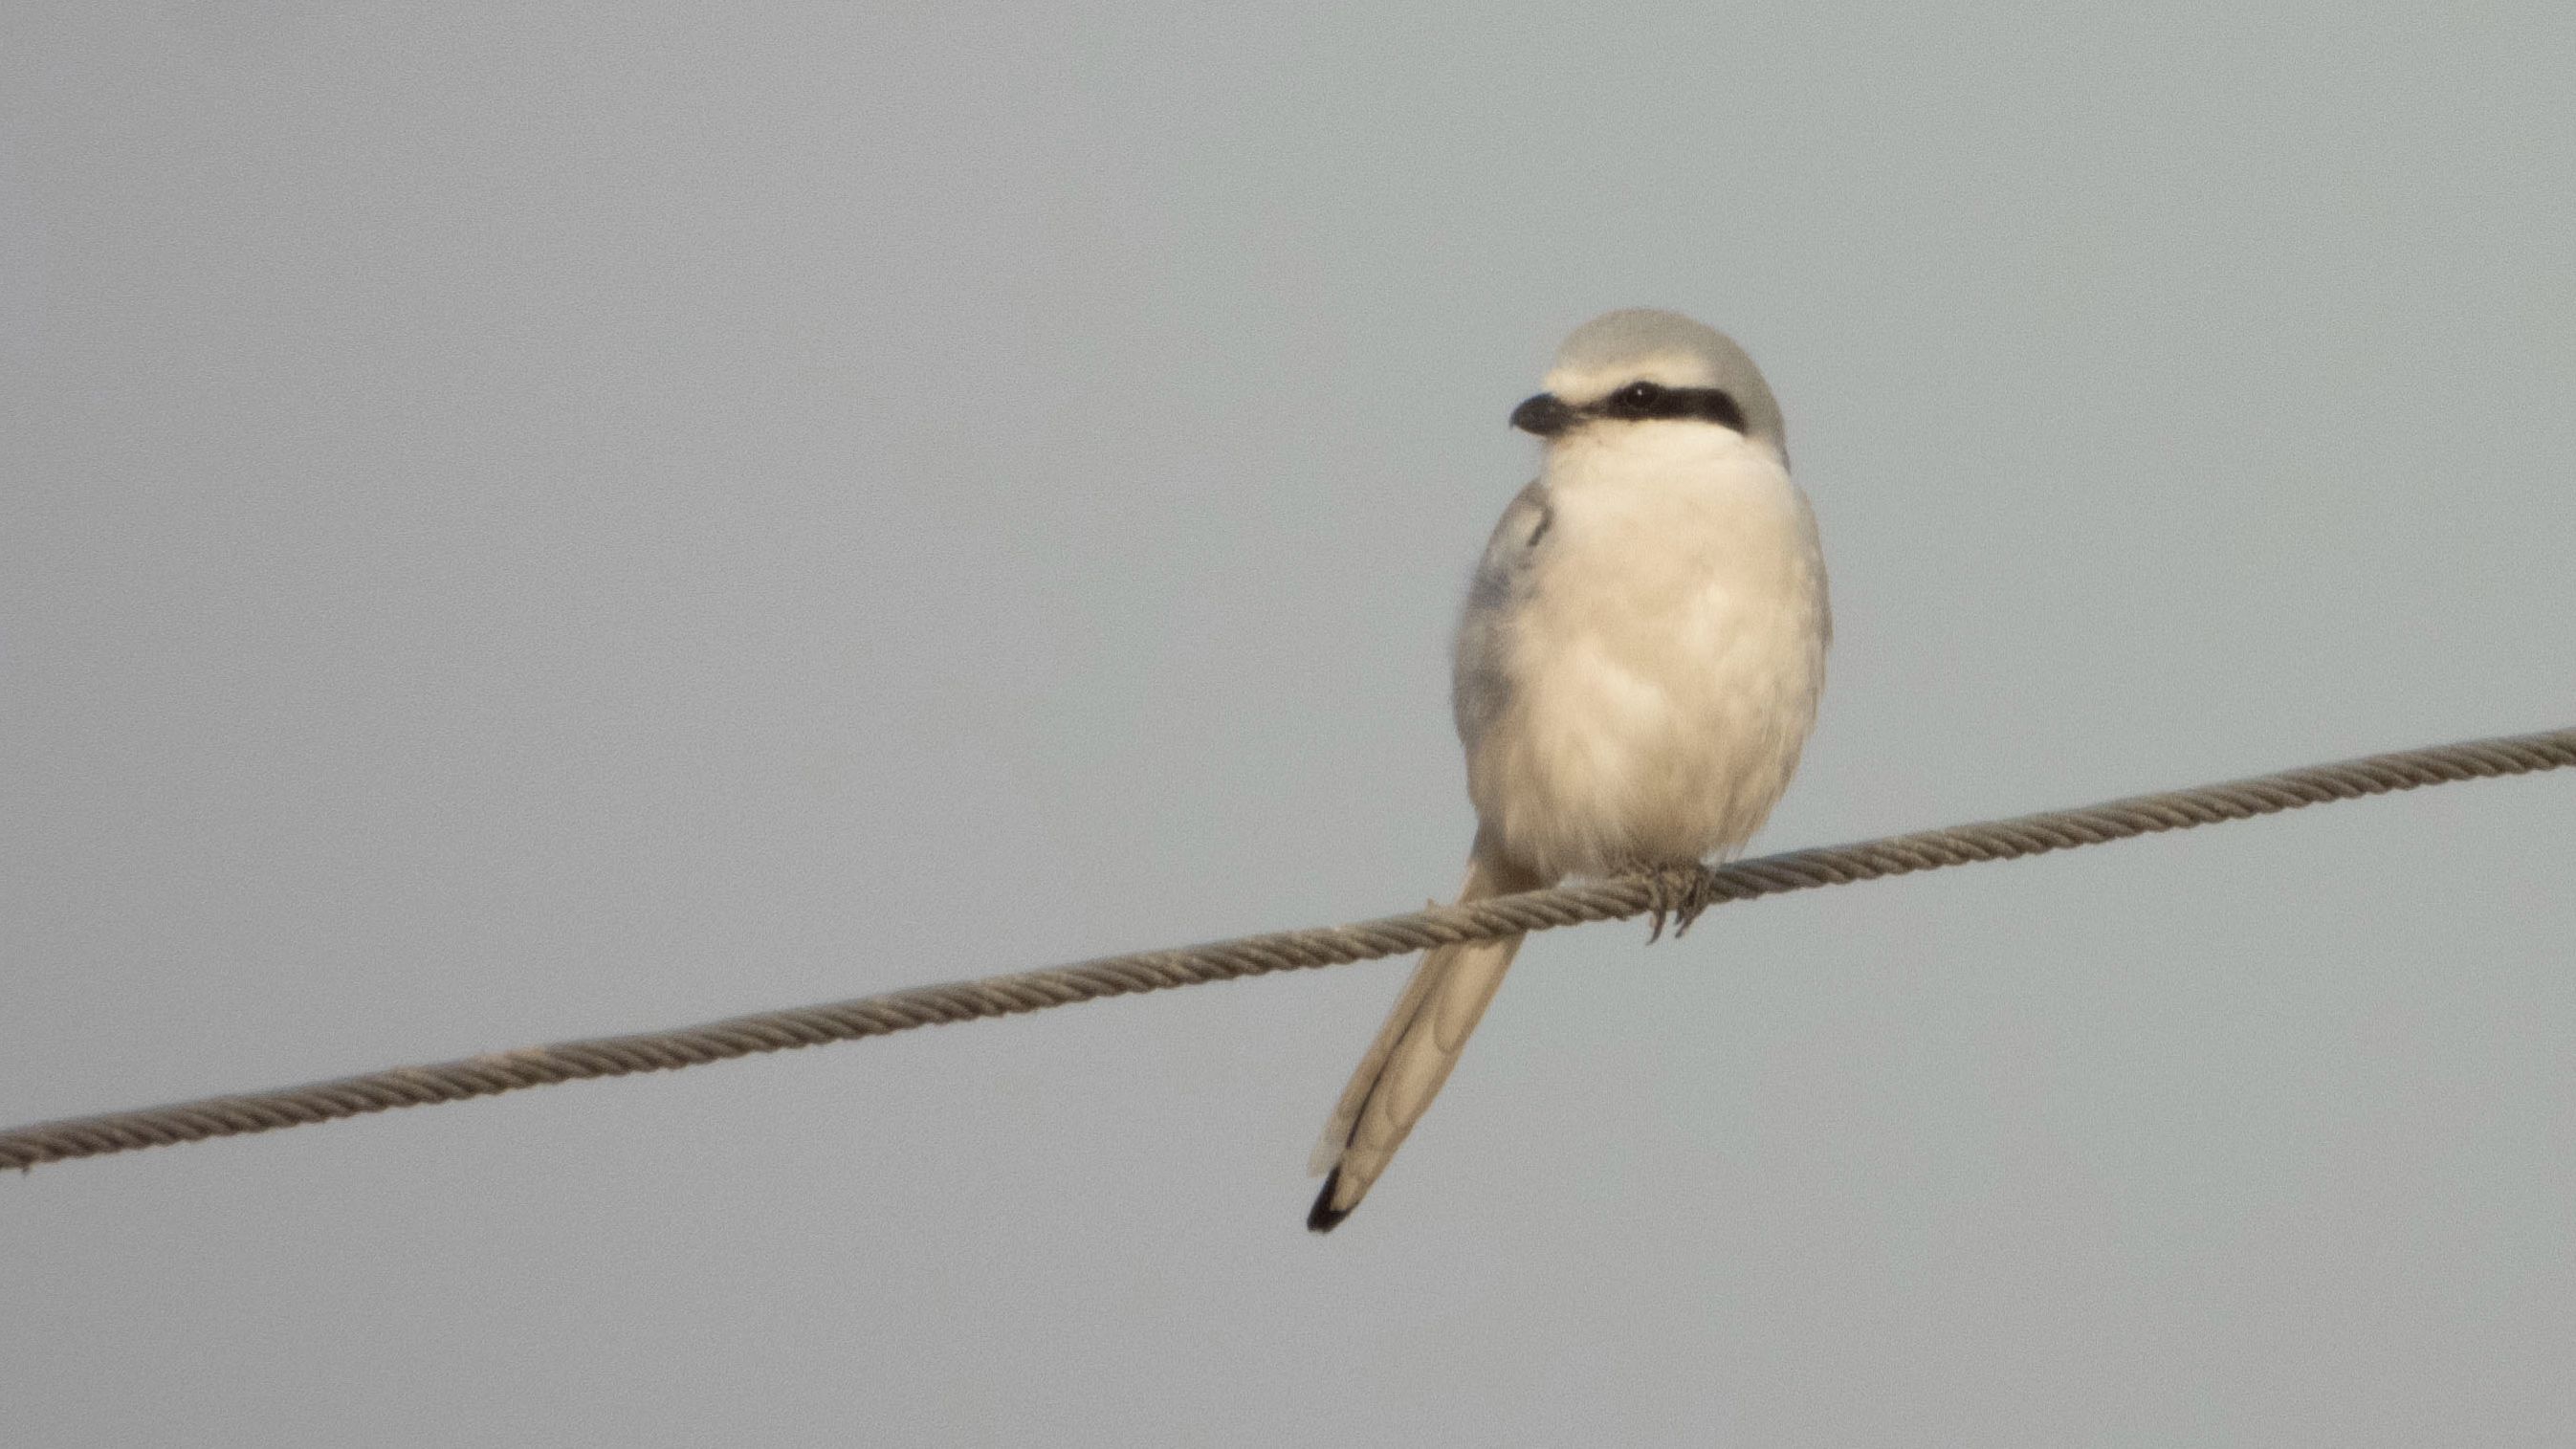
[5,725,2570,1173]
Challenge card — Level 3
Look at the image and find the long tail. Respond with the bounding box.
[1307,841,1552,1232]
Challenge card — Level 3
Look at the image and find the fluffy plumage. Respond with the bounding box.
[1309,309,1830,1231]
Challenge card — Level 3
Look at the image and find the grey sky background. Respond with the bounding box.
[5,4,2572,1444]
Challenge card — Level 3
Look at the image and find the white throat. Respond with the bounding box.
[1539,420,1786,500]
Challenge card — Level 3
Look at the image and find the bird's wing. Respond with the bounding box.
[1453,478,1550,751]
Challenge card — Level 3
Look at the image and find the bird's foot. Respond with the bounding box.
[1644,865,1718,943]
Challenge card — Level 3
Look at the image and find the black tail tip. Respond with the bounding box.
[1307,1172,1351,1234]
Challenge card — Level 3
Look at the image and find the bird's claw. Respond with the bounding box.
[1645,866,1717,943]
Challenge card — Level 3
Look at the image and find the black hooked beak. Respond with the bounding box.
[1509,392,1575,437]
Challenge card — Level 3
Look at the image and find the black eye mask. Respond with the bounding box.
[1510,381,1745,436]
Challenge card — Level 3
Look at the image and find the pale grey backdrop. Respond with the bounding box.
[4,5,2571,1445]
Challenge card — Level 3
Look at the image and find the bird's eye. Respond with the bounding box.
[1612,382,1664,412]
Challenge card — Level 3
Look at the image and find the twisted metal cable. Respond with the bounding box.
[6,725,2570,1174]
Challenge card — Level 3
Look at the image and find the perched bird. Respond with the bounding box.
[1308,309,1831,1232]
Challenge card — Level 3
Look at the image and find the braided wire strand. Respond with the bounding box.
[5,726,2570,1173]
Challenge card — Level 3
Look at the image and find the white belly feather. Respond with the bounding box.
[1464,428,1828,881]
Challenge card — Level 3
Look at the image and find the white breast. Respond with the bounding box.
[1464,425,1829,881]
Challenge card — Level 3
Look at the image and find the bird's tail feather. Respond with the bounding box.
[1308,842,1550,1232]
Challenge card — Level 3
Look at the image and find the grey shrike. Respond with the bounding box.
[1308,309,1831,1232]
